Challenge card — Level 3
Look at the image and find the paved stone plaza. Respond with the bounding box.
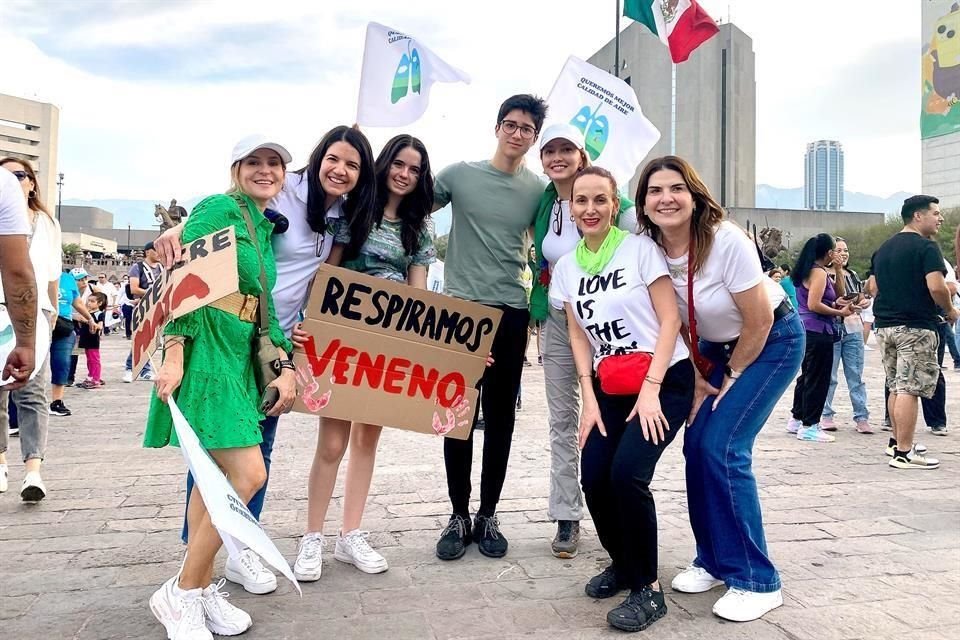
[1,333,958,639]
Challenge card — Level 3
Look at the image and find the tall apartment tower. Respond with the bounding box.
[804,140,844,211]
[0,94,60,211]
[588,21,756,207]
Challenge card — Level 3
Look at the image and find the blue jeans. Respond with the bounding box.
[124,351,152,375]
[684,311,804,593]
[823,325,869,421]
[181,415,279,543]
[50,330,76,386]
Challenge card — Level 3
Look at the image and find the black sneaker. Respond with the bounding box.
[49,400,71,417]
[585,565,626,599]
[436,514,472,560]
[607,586,667,632]
[551,520,581,558]
[474,514,508,558]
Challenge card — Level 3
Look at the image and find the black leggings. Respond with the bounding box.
[444,305,530,518]
[581,360,694,589]
[791,330,835,426]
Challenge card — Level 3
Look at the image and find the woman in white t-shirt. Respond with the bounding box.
[529,124,639,558]
[550,166,692,634]
[0,157,62,502]
[636,156,804,623]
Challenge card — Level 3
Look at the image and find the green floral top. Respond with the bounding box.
[143,193,292,450]
[339,218,436,283]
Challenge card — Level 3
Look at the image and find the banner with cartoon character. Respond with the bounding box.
[543,56,661,186]
[356,22,471,127]
[291,265,501,440]
[922,1,960,139]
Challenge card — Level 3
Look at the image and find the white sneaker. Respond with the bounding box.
[201,578,252,636]
[20,471,46,503]
[293,532,324,582]
[0,464,7,493]
[671,564,724,593]
[334,529,388,574]
[712,587,783,622]
[139,370,155,381]
[225,548,277,595]
[122,370,133,383]
[785,418,801,434]
[149,576,212,640]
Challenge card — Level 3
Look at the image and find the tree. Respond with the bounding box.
[435,234,448,261]
[62,243,81,256]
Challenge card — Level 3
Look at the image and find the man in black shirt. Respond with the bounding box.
[868,195,958,470]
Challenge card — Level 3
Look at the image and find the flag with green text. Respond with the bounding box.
[624,0,719,63]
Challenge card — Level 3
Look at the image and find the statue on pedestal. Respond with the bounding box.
[154,198,188,231]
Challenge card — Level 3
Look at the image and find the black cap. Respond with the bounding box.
[144,241,155,251]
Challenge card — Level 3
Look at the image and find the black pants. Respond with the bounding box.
[444,305,529,518]
[581,360,693,589]
[122,304,133,338]
[883,323,947,428]
[791,330,835,426]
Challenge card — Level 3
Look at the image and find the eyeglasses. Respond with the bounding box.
[315,231,326,258]
[10,171,29,182]
[499,120,537,139]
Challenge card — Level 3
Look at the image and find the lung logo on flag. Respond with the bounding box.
[570,103,610,161]
[392,40,422,104]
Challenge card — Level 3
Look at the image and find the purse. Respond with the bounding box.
[236,197,282,414]
[596,352,652,396]
[687,234,716,380]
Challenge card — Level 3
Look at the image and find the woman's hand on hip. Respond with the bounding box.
[155,360,183,403]
[265,369,297,416]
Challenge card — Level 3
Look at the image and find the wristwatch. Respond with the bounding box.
[724,365,742,380]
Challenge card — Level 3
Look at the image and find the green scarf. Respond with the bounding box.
[575,226,628,275]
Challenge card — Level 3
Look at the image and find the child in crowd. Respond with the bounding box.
[77,292,107,389]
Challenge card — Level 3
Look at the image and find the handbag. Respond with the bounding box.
[52,315,74,340]
[687,234,716,380]
[236,197,282,414]
[596,352,652,396]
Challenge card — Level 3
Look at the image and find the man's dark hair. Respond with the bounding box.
[496,94,548,132]
[901,194,939,224]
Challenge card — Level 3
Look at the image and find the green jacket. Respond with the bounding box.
[529,183,635,321]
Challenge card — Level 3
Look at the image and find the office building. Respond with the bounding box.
[804,140,844,211]
[588,21,756,206]
[0,93,60,210]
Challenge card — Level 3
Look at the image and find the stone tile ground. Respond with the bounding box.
[1,334,958,639]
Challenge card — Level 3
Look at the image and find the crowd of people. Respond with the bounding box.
[0,93,957,639]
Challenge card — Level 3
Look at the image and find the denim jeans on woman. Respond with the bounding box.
[684,310,804,593]
[823,324,869,422]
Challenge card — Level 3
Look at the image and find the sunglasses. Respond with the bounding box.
[10,170,29,182]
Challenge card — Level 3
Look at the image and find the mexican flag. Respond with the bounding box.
[624,0,719,63]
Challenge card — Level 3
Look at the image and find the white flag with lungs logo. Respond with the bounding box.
[544,56,661,187]
[356,22,471,127]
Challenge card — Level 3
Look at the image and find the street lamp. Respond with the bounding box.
[127,224,131,251]
[56,172,64,221]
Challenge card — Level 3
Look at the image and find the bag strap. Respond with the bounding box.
[234,196,270,335]
[687,233,705,363]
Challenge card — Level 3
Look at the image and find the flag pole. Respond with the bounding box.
[614,0,621,78]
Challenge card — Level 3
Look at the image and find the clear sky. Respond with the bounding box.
[0,0,920,201]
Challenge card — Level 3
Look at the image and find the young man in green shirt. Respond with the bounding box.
[434,94,547,560]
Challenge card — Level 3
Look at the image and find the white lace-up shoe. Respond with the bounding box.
[712,587,783,622]
[0,464,7,493]
[225,548,277,595]
[201,578,252,636]
[20,471,46,503]
[671,564,724,593]
[334,529,388,574]
[149,575,212,640]
[293,532,324,582]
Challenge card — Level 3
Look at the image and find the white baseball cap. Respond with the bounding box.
[230,134,293,165]
[538,123,586,151]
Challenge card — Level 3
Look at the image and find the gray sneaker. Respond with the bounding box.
[930,425,949,436]
[551,520,581,558]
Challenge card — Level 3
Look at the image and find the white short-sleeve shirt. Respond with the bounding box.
[269,172,342,336]
[0,168,28,236]
[664,220,776,343]
[550,233,689,370]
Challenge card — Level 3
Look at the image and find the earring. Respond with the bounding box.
[29,190,36,198]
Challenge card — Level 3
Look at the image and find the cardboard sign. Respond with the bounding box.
[291,265,502,440]
[130,228,239,376]
[168,397,300,595]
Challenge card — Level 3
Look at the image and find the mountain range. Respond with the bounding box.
[66,185,911,236]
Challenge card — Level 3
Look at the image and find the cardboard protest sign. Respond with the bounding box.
[168,397,301,595]
[130,228,239,377]
[291,265,501,440]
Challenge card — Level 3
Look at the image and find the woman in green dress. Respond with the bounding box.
[144,135,296,640]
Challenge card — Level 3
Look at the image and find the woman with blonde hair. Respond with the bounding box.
[636,156,803,622]
[0,158,62,501]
